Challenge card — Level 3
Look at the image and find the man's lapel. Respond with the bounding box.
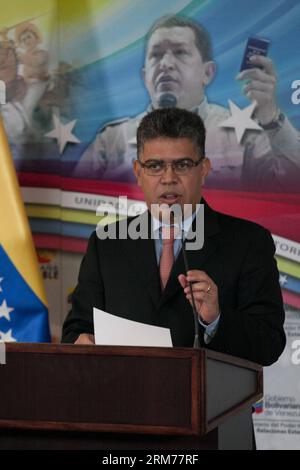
[121,211,161,308]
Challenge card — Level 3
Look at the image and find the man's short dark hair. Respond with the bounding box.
[137,108,206,159]
[146,15,213,62]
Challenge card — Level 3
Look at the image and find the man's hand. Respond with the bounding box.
[74,333,95,345]
[236,55,278,125]
[178,270,219,324]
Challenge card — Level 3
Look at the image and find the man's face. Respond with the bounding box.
[143,26,215,110]
[133,137,210,220]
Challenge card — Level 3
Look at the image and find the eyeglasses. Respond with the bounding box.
[138,158,204,176]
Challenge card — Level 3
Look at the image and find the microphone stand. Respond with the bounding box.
[181,231,200,349]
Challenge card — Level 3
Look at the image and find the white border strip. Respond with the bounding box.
[21,187,146,216]
[62,192,146,216]
[273,235,300,264]
[21,187,61,206]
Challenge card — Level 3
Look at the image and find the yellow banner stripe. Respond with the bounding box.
[25,204,126,225]
[276,256,300,279]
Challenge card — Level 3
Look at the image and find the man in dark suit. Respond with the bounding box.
[62,108,285,366]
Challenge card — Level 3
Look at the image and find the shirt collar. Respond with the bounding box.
[151,207,198,237]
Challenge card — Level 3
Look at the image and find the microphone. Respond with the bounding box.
[181,230,200,349]
[158,93,177,108]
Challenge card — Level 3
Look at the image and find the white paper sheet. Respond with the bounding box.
[93,307,172,347]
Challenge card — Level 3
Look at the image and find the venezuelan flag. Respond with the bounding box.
[253,399,264,414]
[0,118,50,342]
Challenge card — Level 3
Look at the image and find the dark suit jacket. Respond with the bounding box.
[62,201,286,366]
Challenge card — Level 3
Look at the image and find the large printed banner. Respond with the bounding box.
[0,0,299,449]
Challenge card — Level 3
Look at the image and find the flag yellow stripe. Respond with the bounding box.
[0,120,47,306]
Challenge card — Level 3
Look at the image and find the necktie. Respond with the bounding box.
[159,226,175,290]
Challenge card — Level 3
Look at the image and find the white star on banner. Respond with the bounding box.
[219,100,262,144]
[279,274,288,287]
[0,329,16,342]
[0,299,14,321]
[45,114,80,154]
[0,277,3,293]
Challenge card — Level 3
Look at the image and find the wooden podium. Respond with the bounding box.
[0,343,262,450]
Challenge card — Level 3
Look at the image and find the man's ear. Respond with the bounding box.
[203,61,216,86]
[133,159,142,186]
[201,158,211,184]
